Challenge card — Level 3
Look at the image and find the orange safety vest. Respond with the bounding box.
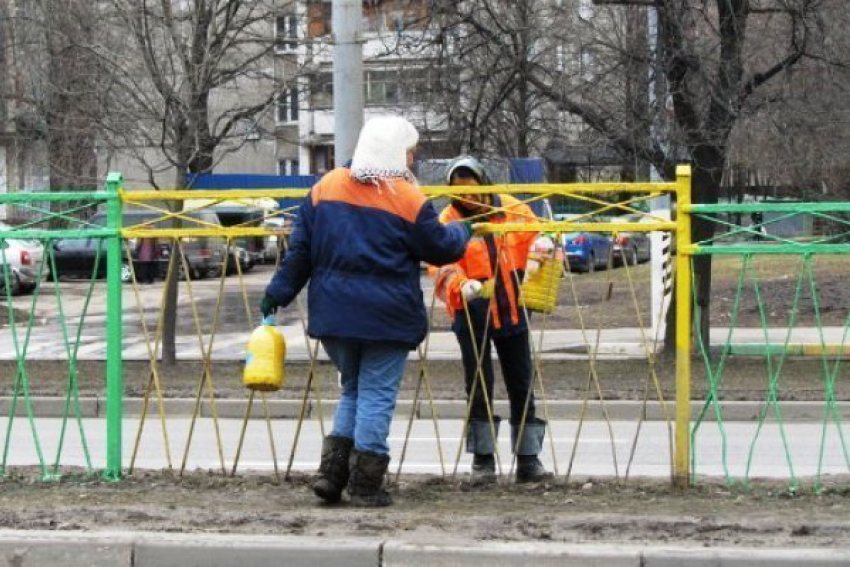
[429,194,537,329]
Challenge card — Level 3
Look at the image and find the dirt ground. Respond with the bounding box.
[0,470,848,548]
[6,356,846,403]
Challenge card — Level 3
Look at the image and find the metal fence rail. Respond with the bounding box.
[0,173,123,479]
[683,200,850,491]
[0,168,705,487]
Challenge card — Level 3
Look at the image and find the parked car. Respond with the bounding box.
[555,214,613,273]
[610,214,652,266]
[261,217,291,264]
[0,221,46,295]
[225,245,254,275]
[52,209,227,282]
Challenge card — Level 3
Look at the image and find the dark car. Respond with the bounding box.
[556,214,613,273]
[52,209,227,282]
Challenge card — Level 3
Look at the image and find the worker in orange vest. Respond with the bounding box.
[429,156,554,484]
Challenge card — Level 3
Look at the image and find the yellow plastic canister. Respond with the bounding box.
[243,318,286,391]
[520,249,563,314]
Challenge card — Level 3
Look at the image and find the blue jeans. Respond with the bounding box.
[321,337,409,455]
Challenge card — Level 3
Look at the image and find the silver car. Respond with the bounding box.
[610,214,652,266]
[0,221,46,295]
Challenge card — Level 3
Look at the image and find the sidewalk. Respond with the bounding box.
[1,530,848,566]
[2,325,848,361]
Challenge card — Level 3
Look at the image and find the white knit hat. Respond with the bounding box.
[350,116,419,183]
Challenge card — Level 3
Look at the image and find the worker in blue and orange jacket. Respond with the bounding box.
[261,117,472,507]
[429,156,554,485]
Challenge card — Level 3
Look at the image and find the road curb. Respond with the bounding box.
[0,531,848,567]
[1,397,846,422]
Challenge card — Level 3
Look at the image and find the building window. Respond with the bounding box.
[364,70,400,106]
[309,68,434,110]
[579,0,594,20]
[276,15,298,52]
[307,0,332,38]
[404,70,432,104]
[556,44,567,72]
[579,46,595,80]
[277,88,299,123]
[278,159,300,176]
[310,74,334,109]
[362,0,427,33]
[310,145,335,175]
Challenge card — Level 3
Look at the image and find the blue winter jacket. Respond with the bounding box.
[265,168,470,349]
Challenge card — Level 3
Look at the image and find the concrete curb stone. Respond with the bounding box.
[0,530,133,567]
[0,396,98,418]
[133,533,380,567]
[0,531,848,566]
[383,540,641,566]
[642,546,850,566]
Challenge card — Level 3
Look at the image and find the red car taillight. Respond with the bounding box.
[20,250,31,266]
[616,235,629,245]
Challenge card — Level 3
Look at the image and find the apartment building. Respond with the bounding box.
[274,0,455,176]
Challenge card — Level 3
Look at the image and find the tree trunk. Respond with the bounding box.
[161,164,187,365]
[661,146,725,352]
[689,146,725,350]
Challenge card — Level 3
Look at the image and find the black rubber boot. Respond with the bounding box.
[471,454,496,486]
[516,455,551,483]
[466,418,500,485]
[312,435,353,503]
[512,419,553,484]
[347,449,392,507]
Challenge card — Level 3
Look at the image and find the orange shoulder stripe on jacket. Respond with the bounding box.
[312,168,426,224]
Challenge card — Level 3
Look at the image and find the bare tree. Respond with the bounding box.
[423,0,845,344]
[421,1,571,158]
[97,0,283,363]
[0,0,102,205]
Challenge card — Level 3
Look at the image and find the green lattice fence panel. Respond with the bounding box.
[0,179,123,480]
[686,202,850,491]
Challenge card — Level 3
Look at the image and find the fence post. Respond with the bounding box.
[103,172,124,480]
[674,165,692,487]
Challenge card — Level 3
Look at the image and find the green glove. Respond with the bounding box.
[260,295,279,318]
[458,220,474,238]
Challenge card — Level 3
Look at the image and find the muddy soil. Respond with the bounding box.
[8,356,847,403]
[0,470,848,548]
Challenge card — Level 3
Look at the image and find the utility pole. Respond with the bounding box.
[332,0,364,166]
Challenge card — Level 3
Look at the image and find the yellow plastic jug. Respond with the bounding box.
[243,317,286,391]
[520,248,563,314]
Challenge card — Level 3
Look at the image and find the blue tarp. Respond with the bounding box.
[508,159,551,219]
[184,173,317,211]
[508,158,545,184]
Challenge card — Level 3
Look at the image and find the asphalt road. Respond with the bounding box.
[3,416,847,480]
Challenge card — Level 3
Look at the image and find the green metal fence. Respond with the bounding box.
[0,173,123,480]
[683,201,850,491]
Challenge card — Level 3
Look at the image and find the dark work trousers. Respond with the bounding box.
[136,261,156,284]
[457,326,536,426]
